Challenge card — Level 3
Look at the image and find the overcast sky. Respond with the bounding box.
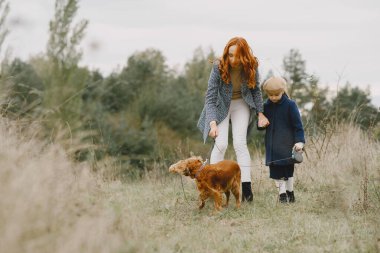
[5,0,380,106]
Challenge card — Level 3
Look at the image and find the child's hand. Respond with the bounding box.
[257,113,270,128]
[293,142,304,152]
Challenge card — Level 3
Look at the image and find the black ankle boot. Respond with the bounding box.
[286,190,295,203]
[242,182,253,202]
[279,193,287,203]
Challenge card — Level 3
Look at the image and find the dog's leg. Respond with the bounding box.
[213,191,223,212]
[198,192,208,210]
[223,191,230,207]
[231,182,241,209]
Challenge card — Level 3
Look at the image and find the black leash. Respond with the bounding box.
[212,138,307,167]
[179,174,191,205]
[206,138,216,163]
[263,148,306,165]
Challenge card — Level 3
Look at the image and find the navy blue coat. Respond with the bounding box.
[262,94,305,166]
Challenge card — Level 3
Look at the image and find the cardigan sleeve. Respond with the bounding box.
[205,64,220,124]
[289,101,305,143]
[250,68,264,113]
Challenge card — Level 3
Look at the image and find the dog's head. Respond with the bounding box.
[168,156,203,176]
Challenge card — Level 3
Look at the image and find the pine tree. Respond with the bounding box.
[282,49,309,107]
[331,83,379,129]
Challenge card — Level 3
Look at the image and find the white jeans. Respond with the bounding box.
[210,98,251,182]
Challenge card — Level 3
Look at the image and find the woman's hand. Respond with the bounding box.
[208,121,218,138]
[257,113,270,128]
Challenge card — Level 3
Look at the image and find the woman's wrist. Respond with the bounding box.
[209,121,217,127]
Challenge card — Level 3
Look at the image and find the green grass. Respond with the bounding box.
[110,173,379,253]
[0,121,379,253]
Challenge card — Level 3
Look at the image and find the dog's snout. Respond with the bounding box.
[169,162,179,173]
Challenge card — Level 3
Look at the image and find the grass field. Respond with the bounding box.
[0,119,379,253]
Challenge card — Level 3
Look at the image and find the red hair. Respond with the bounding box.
[218,37,259,89]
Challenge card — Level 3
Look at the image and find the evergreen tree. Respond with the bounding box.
[282,49,309,107]
[331,83,379,129]
[282,50,330,117]
[303,75,330,135]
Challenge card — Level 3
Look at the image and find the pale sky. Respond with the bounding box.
[5,0,380,106]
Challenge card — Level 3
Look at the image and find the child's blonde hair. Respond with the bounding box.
[262,77,290,97]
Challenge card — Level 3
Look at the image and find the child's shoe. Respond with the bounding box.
[286,190,295,203]
[279,193,287,203]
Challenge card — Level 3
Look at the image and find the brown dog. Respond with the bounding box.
[169,156,241,211]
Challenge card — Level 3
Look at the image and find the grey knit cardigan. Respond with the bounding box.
[197,62,264,143]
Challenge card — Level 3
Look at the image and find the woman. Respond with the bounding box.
[197,37,269,202]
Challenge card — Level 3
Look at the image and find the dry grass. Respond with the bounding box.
[0,118,379,253]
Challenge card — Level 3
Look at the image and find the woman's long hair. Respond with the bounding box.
[219,37,259,89]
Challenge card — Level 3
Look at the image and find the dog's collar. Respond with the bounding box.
[195,159,208,179]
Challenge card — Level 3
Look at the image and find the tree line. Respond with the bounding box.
[0,0,378,177]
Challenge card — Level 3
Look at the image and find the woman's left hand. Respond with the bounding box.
[257,113,269,128]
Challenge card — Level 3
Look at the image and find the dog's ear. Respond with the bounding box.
[189,151,194,157]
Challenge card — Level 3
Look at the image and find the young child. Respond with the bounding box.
[260,77,305,203]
